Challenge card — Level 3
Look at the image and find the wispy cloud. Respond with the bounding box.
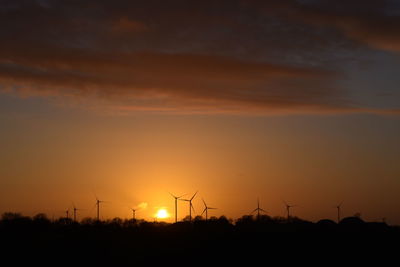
[137,202,148,210]
[258,0,400,52]
[0,52,345,113]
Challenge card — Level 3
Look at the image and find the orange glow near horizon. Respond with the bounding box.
[155,208,170,220]
[0,113,399,224]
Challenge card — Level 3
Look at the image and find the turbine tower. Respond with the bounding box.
[251,198,267,220]
[94,195,106,221]
[336,202,343,223]
[65,209,69,220]
[201,198,217,221]
[130,207,136,220]
[283,200,296,220]
[72,203,82,222]
[169,192,186,223]
[180,191,198,222]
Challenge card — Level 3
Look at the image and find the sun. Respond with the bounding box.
[155,208,170,219]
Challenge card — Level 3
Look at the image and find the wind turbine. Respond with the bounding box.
[180,191,198,222]
[94,195,107,221]
[129,207,136,220]
[65,209,70,220]
[283,200,296,220]
[201,198,217,221]
[251,198,267,220]
[169,192,186,223]
[72,202,83,222]
[336,202,343,223]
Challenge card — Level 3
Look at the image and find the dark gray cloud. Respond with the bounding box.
[0,0,399,114]
[256,0,400,52]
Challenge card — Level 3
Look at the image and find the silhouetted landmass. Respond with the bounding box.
[1,213,398,265]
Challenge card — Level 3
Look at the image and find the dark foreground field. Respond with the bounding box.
[1,213,399,265]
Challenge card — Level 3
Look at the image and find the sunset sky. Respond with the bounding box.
[0,0,399,224]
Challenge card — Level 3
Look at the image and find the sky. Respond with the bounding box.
[0,0,399,224]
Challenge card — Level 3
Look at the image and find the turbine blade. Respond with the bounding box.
[251,208,258,214]
[93,192,99,201]
[201,208,207,216]
[202,198,207,207]
[191,203,195,213]
[168,192,177,198]
[191,191,198,201]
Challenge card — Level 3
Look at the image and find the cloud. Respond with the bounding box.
[111,17,148,33]
[0,51,345,113]
[258,0,400,52]
[0,0,399,114]
[137,202,148,210]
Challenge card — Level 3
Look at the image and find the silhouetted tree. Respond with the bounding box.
[0,210,397,266]
[2,212,25,221]
[33,213,49,221]
[194,215,203,221]
[81,217,96,225]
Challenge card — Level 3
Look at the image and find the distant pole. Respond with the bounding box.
[287,206,290,220]
[189,203,192,222]
[66,210,69,219]
[132,209,136,220]
[73,208,77,222]
[97,200,100,221]
[337,206,341,223]
[175,198,178,223]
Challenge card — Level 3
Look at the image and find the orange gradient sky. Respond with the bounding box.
[0,103,399,223]
[0,0,400,224]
